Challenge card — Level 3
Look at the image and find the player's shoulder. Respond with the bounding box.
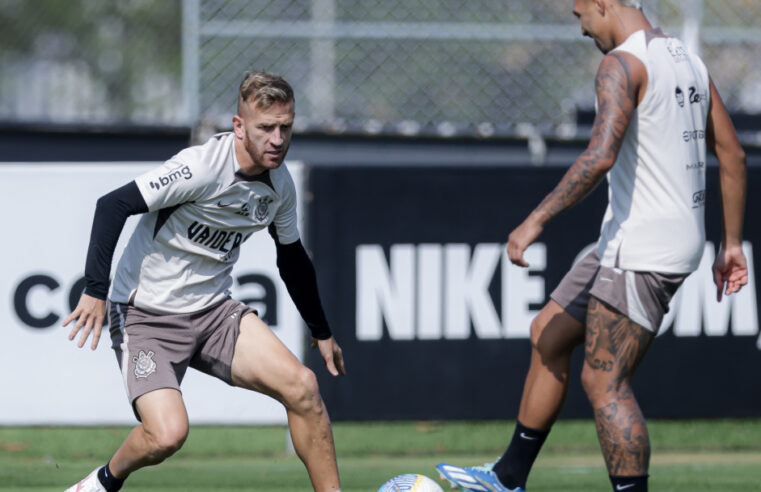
[608,30,649,63]
[596,50,644,83]
[270,161,297,192]
[170,132,234,178]
[596,32,649,84]
[607,29,653,70]
[174,132,233,163]
[617,29,648,52]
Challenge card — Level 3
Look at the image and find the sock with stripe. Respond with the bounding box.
[492,421,549,490]
[97,462,125,492]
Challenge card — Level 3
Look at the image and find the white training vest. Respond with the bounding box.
[110,132,300,314]
[597,30,710,274]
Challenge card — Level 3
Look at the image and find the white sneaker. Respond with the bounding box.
[64,466,106,492]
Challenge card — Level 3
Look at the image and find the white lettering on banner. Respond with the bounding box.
[356,243,546,340]
[356,245,415,340]
[503,244,546,338]
[357,241,759,349]
[417,244,443,339]
[10,272,280,330]
[444,243,502,339]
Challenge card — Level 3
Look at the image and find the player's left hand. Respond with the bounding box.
[312,336,346,377]
[712,242,748,301]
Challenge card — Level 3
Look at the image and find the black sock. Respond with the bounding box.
[492,421,550,489]
[610,474,648,492]
[97,462,125,492]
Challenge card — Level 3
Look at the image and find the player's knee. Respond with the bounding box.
[144,421,188,459]
[530,316,573,360]
[580,362,615,404]
[529,316,546,348]
[286,367,322,415]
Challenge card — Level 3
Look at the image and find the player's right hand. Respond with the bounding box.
[63,293,107,350]
[507,216,544,267]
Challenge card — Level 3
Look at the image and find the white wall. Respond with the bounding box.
[0,162,306,425]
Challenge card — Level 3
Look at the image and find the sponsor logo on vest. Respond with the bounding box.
[187,221,247,254]
[685,161,705,170]
[237,202,251,216]
[666,40,688,63]
[682,129,705,142]
[355,242,759,349]
[149,164,192,190]
[688,86,706,104]
[675,86,685,107]
[692,189,706,207]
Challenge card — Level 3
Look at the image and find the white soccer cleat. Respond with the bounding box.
[64,466,107,492]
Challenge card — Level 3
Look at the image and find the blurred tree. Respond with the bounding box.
[0,0,182,123]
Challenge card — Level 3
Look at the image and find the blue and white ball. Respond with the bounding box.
[378,474,444,492]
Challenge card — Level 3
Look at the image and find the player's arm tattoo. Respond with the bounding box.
[534,52,639,224]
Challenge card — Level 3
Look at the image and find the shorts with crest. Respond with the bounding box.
[108,298,255,420]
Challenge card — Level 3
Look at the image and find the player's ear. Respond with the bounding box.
[595,0,606,16]
[232,114,245,139]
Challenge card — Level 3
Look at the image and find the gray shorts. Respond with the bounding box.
[550,250,687,333]
[108,298,255,419]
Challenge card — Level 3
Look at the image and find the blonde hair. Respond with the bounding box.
[238,70,294,110]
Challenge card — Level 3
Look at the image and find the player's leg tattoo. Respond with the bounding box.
[582,297,654,476]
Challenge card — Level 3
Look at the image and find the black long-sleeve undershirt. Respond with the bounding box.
[273,238,332,340]
[84,181,149,300]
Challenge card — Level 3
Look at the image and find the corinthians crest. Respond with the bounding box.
[254,196,273,221]
[133,350,157,379]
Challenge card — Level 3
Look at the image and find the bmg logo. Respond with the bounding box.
[149,165,193,190]
[692,189,706,208]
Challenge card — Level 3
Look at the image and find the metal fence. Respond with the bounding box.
[2,0,760,140]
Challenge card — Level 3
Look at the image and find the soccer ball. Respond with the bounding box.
[377,473,444,492]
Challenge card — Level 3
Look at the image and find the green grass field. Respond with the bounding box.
[2,419,761,491]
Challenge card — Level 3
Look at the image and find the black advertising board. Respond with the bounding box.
[305,165,761,420]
